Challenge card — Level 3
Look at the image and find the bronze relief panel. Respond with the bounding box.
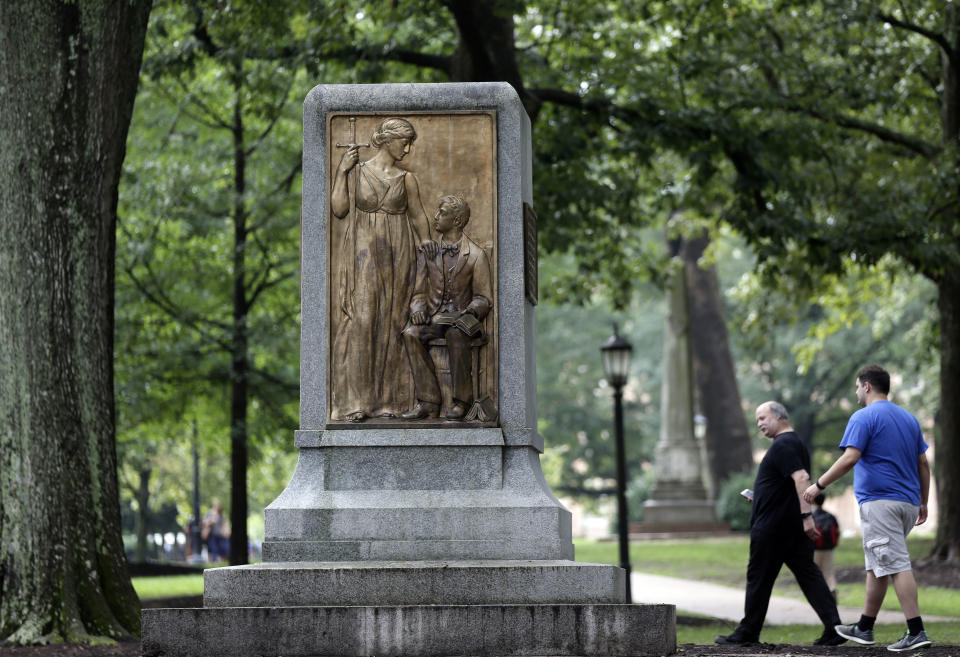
[326,112,498,426]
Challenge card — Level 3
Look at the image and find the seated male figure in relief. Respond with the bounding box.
[401,195,493,421]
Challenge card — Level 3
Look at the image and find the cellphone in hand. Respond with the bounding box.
[740,488,754,502]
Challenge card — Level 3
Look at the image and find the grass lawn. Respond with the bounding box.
[132,573,204,599]
[574,535,960,644]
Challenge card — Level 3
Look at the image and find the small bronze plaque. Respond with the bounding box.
[523,202,538,306]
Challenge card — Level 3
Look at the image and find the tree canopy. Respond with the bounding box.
[112,0,958,559]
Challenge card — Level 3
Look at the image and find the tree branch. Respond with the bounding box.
[247,157,302,234]
[771,98,940,158]
[244,75,297,158]
[121,263,232,352]
[877,11,954,61]
[246,266,297,313]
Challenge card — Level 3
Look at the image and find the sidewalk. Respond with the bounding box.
[631,572,957,625]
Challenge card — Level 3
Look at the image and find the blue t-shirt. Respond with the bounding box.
[839,400,928,505]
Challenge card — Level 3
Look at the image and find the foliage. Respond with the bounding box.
[625,467,658,524]
[115,0,956,559]
[727,254,940,483]
[536,255,666,499]
[117,0,308,553]
[715,469,757,532]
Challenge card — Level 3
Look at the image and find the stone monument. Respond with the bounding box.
[142,82,675,657]
[643,259,718,527]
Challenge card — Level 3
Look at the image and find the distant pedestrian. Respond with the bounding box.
[811,493,839,599]
[715,401,845,647]
[201,499,231,562]
[804,365,932,651]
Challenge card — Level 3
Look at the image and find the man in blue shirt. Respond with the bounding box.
[804,365,932,652]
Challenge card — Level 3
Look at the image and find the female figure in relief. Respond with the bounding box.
[330,118,435,422]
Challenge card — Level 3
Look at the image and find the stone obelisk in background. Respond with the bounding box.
[143,83,674,657]
[643,259,717,527]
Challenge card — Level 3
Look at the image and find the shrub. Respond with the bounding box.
[625,468,657,524]
[716,468,757,531]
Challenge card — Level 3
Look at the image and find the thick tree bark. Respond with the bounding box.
[680,235,755,497]
[444,0,541,119]
[933,274,960,560]
[0,0,151,644]
[930,5,960,561]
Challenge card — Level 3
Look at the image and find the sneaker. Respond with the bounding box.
[814,631,847,646]
[887,630,932,652]
[835,623,876,645]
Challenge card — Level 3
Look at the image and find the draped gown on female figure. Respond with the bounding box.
[331,162,418,420]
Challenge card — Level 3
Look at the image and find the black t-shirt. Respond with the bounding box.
[750,431,810,536]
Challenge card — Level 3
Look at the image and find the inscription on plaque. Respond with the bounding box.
[327,112,498,425]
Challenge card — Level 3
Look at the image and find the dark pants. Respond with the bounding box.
[736,530,841,639]
[207,534,230,562]
[402,322,472,406]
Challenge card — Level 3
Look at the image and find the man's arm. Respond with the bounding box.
[792,469,819,540]
[803,446,862,503]
[917,452,930,525]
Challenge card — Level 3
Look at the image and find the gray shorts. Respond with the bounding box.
[860,500,918,577]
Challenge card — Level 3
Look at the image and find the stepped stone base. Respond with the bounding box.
[203,560,624,607]
[142,603,676,657]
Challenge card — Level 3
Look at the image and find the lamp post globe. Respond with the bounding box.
[601,328,633,388]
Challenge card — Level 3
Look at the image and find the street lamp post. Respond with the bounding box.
[601,325,634,604]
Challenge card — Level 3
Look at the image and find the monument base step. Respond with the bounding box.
[203,560,624,606]
[142,603,676,657]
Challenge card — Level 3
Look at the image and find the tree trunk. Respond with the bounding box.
[229,69,249,566]
[933,273,960,560]
[930,4,960,561]
[0,0,151,644]
[134,467,152,563]
[444,0,540,119]
[680,235,755,497]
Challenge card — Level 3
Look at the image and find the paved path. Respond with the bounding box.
[631,572,957,625]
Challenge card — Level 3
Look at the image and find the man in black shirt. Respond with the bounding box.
[716,401,845,646]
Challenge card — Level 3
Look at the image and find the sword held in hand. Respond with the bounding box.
[335,117,369,149]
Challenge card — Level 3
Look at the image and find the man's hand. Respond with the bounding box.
[802,484,820,504]
[411,311,428,325]
[803,515,821,541]
[917,503,928,526]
